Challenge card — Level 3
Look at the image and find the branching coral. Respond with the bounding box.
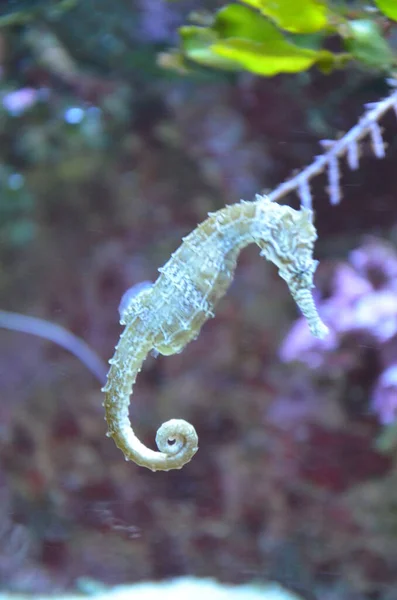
[268,81,397,208]
[279,237,397,427]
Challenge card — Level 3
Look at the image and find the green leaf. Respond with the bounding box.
[177,4,346,77]
[214,3,284,41]
[239,0,329,33]
[375,0,397,21]
[213,5,338,76]
[345,19,394,70]
[179,26,241,69]
[212,37,333,75]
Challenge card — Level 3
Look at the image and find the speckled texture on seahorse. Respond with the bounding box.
[103,195,328,471]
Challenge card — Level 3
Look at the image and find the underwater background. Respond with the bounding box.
[2,1,397,599]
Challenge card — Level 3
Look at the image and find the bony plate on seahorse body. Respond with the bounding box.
[102,195,328,471]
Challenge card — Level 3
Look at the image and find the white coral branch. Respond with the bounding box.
[268,81,397,209]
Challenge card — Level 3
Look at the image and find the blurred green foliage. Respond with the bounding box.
[240,0,329,33]
[179,4,346,75]
[0,166,35,247]
[165,0,397,76]
[375,0,397,21]
[0,0,78,27]
[345,19,394,70]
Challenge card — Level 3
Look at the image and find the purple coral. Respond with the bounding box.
[372,364,397,425]
[2,88,39,116]
[279,238,397,425]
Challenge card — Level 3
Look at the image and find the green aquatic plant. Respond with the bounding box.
[163,0,397,76]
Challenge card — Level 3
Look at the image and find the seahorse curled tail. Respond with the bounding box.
[102,309,198,472]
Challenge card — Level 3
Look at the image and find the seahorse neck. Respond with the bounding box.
[213,198,274,256]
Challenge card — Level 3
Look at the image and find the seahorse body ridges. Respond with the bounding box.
[103,195,328,471]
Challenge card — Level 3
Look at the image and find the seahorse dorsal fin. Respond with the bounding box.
[118,281,153,323]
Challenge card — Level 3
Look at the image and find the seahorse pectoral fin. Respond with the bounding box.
[118,281,153,325]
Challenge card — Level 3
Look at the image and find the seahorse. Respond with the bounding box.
[102,195,328,471]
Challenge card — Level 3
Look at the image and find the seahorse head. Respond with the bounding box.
[256,198,315,269]
[256,198,328,338]
[273,206,318,292]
